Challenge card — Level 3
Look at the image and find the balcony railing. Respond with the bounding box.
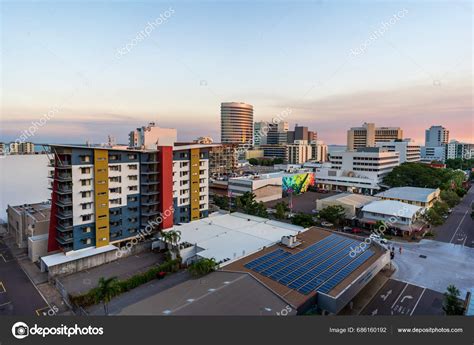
[56,235,74,245]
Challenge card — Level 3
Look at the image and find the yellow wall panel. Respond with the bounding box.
[190,148,200,220]
[94,149,110,247]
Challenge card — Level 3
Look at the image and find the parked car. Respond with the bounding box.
[351,227,362,234]
[369,233,388,244]
[321,221,334,228]
[343,226,352,232]
[311,209,319,214]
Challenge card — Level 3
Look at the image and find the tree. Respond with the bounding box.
[275,201,289,220]
[291,213,315,228]
[188,258,218,276]
[440,190,460,208]
[235,192,268,218]
[443,284,464,315]
[383,163,466,191]
[318,205,346,225]
[424,201,449,226]
[248,158,259,166]
[95,277,121,315]
[161,230,182,259]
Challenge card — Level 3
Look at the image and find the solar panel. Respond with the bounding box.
[261,235,342,278]
[252,251,292,272]
[264,236,346,280]
[278,239,356,286]
[316,250,375,294]
[244,249,284,269]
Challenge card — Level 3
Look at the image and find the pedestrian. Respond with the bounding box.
[399,246,402,254]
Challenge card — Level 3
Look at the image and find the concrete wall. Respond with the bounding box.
[28,235,48,262]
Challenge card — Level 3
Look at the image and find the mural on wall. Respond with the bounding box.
[282,173,315,195]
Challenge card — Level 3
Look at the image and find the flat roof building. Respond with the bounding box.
[316,193,379,219]
[375,186,440,208]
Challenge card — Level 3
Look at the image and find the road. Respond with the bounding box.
[0,241,49,315]
[435,185,474,248]
[361,279,445,316]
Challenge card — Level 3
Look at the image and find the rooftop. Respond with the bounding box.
[41,245,117,268]
[362,200,422,218]
[319,193,379,208]
[222,228,385,308]
[375,186,439,203]
[9,201,51,222]
[171,212,304,264]
[118,271,294,316]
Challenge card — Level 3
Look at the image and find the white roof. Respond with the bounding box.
[320,193,379,208]
[171,212,304,264]
[376,187,438,203]
[362,200,422,218]
[41,245,117,267]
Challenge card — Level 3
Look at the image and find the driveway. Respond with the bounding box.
[434,185,474,248]
[0,240,49,315]
[391,239,474,297]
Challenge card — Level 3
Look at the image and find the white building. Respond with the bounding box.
[347,123,403,150]
[425,125,449,147]
[287,140,312,164]
[420,146,445,162]
[310,140,328,162]
[228,172,285,202]
[445,140,474,160]
[317,148,400,194]
[129,122,177,149]
[376,139,420,163]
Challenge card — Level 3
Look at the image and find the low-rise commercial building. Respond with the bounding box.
[360,200,424,236]
[376,139,421,163]
[7,201,51,248]
[316,193,379,219]
[421,146,445,162]
[375,187,440,208]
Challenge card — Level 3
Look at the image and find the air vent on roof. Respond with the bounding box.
[281,235,301,248]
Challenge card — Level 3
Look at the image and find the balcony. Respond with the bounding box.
[56,235,74,245]
[56,209,73,220]
[55,173,72,182]
[56,223,73,232]
[55,198,72,207]
[141,179,159,185]
[141,209,160,217]
[141,199,159,206]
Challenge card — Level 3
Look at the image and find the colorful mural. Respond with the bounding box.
[282,173,315,195]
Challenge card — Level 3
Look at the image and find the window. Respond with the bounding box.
[81,238,92,245]
[110,198,121,205]
[128,175,138,181]
[81,203,92,210]
[80,155,91,163]
[110,176,121,183]
[81,167,91,174]
[129,185,138,191]
[82,226,91,233]
[128,164,138,170]
[98,192,107,196]
[81,214,92,221]
[109,165,121,172]
[98,214,107,219]
[180,162,189,168]
[128,154,137,160]
[128,196,138,202]
[81,179,92,186]
[109,187,122,194]
[81,191,92,198]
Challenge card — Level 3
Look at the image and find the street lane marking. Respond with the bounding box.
[0,301,12,308]
[449,209,469,244]
[410,288,426,316]
[0,282,5,293]
[391,283,409,310]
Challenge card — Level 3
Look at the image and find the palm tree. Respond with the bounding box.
[443,284,464,315]
[188,258,218,276]
[95,277,120,315]
[161,230,182,259]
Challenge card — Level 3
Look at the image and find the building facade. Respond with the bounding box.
[208,144,238,178]
[47,145,173,253]
[425,125,449,147]
[376,139,421,163]
[310,140,328,162]
[287,140,312,164]
[445,140,474,160]
[420,146,445,162]
[172,144,211,224]
[221,102,254,146]
[7,202,51,248]
[347,123,403,150]
[260,145,288,162]
[129,122,177,149]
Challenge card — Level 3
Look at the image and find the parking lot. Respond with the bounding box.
[361,279,446,316]
[0,240,49,315]
[264,191,337,214]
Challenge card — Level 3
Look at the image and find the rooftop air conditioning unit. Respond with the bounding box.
[281,235,301,248]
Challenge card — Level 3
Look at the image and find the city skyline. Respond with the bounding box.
[2,1,472,145]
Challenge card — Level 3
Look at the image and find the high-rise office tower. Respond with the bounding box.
[221,102,254,146]
[425,125,449,147]
[254,121,269,146]
[347,123,403,150]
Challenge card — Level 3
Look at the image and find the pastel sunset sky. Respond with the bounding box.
[1,0,472,145]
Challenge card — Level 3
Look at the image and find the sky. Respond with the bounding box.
[1,0,473,145]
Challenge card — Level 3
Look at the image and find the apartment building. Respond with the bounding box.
[208,143,238,178]
[9,142,35,154]
[420,146,445,162]
[425,125,449,147]
[310,140,328,162]
[172,144,212,224]
[287,140,312,164]
[47,144,173,253]
[129,122,177,149]
[347,123,403,150]
[376,139,421,163]
[260,145,288,162]
[445,140,474,160]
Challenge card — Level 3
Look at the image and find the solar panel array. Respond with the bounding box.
[244,234,375,295]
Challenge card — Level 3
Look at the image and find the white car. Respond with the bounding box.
[370,234,388,244]
[321,221,334,228]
